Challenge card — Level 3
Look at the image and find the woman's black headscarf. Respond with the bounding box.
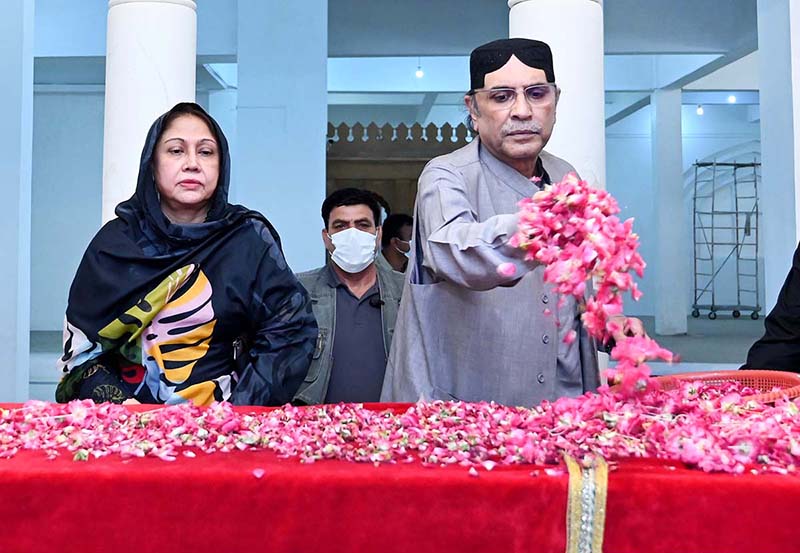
[66,103,279,337]
[119,101,280,252]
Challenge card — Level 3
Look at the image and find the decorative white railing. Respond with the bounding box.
[326,122,472,159]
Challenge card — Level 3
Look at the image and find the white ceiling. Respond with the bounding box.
[32,0,761,123]
[327,0,758,57]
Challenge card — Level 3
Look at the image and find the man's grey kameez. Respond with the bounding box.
[380,139,600,407]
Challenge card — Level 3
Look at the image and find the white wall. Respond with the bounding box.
[682,104,761,166]
[424,104,469,127]
[606,107,656,316]
[328,105,420,127]
[606,102,761,318]
[31,91,104,330]
[34,0,237,59]
[1,0,34,400]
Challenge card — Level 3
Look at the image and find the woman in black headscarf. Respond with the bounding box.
[56,102,317,406]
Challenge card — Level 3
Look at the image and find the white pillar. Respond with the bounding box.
[102,0,197,222]
[236,0,327,272]
[651,89,688,335]
[757,0,800,311]
[0,0,33,401]
[508,0,606,188]
[509,0,609,370]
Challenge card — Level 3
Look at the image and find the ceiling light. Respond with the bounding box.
[696,105,704,116]
[415,57,424,79]
[728,95,737,104]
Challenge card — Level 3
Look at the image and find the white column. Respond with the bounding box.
[651,89,688,335]
[757,0,800,311]
[0,0,33,401]
[236,0,327,272]
[509,0,609,370]
[508,0,606,188]
[102,0,197,222]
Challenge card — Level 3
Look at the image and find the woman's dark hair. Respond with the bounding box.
[381,213,413,248]
[157,102,222,148]
[321,188,389,228]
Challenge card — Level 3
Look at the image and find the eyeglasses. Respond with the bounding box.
[470,83,558,111]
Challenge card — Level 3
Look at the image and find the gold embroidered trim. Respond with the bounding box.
[565,455,609,553]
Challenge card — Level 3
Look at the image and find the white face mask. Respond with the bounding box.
[329,227,378,273]
[395,239,413,259]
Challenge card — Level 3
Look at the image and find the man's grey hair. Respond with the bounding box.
[464,94,479,136]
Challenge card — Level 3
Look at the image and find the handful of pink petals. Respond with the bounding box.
[507,173,675,393]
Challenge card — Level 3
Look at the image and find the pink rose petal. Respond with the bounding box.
[496,262,517,278]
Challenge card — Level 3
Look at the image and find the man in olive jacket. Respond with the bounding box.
[294,188,404,404]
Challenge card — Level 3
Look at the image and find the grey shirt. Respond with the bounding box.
[381,139,599,407]
[324,266,387,403]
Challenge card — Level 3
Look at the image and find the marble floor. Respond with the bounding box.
[635,314,765,375]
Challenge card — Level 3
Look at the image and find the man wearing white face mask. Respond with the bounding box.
[380,213,414,273]
[293,188,405,405]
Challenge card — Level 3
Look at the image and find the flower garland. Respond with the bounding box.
[1,382,799,475]
[505,173,675,393]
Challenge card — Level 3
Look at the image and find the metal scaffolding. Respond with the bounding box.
[691,160,761,320]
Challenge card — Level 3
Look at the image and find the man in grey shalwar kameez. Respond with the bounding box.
[381,39,644,407]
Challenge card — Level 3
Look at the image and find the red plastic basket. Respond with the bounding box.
[647,370,800,403]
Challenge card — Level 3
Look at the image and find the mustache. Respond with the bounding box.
[502,121,543,135]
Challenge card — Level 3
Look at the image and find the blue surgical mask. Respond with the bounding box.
[395,239,413,259]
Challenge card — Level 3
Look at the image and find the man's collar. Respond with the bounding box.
[477,138,548,196]
[324,261,379,290]
[325,262,381,299]
[534,157,552,188]
[323,263,343,288]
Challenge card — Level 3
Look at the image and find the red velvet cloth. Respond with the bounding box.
[0,404,797,553]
